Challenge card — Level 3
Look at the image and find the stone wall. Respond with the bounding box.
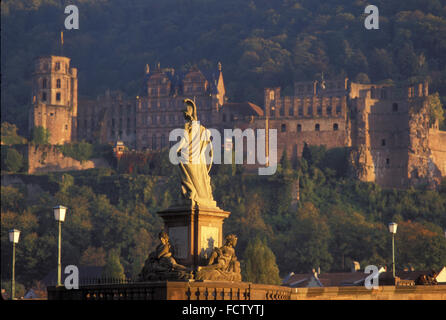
[428,129,446,177]
[26,145,105,174]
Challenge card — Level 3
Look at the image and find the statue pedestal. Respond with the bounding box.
[158,205,230,269]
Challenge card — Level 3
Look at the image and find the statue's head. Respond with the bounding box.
[183,99,197,122]
[225,234,238,247]
[159,231,169,244]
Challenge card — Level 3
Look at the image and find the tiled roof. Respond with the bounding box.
[221,102,264,116]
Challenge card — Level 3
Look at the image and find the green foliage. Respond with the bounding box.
[242,237,281,285]
[428,92,445,127]
[1,122,27,145]
[31,126,50,145]
[61,142,94,162]
[3,148,23,172]
[1,279,26,299]
[102,249,126,280]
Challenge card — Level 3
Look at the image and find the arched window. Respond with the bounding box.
[297,124,302,132]
[281,124,286,132]
[333,123,339,131]
[315,124,320,131]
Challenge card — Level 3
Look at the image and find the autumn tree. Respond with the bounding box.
[242,237,281,285]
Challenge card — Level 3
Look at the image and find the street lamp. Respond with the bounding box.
[53,205,67,286]
[388,222,398,278]
[9,229,20,300]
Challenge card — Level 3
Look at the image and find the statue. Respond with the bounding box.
[139,231,193,281]
[195,234,242,281]
[175,99,217,208]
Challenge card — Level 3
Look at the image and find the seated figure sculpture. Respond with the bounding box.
[139,231,193,281]
[195,234,242,281]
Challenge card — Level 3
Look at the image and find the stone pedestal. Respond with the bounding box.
[158,205,230,269]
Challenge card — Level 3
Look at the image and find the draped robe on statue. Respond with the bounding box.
[176,100,217,208]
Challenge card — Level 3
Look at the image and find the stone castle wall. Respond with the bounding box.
[428,129,446,177]
[27,145,99,174]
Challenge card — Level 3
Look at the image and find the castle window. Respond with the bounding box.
[326,106,332,115]
[336,106,341,115]
[42,78,47,89]
[56,92,61,101]
[381,139,386,146]
[315,124,320,131]
[333,123,339,131]
[307,106,313,115]
[281,124,286,132]
[289,107,294,116]
[392,103,398,112]
[317,106,322,115]
[297,124,302,132]
[55,62,60,71]
[152,136,157,149]
[42,92,47,102]
[56,79,61,88]
[269,91,275,100]
[280,106,285,116]
[298,107,303,116]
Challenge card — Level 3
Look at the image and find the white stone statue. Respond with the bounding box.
[176,99,217,208]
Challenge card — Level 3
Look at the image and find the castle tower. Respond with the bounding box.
[30,56,78,144]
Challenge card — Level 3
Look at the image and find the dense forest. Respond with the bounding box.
[2,0,446,135]
[2,147,446,292]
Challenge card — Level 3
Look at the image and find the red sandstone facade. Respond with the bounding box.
[30,55,446,189]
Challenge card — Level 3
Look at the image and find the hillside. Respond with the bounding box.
[2,0,446,135]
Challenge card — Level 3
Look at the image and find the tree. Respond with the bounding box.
[3,148,23,172]
[80,247,106,267]
[31,126,50,145]
[1,122,27,145]
[428,92,444,127]
[242,237,281,285]
[102,249,126,280]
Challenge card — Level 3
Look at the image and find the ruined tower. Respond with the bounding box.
[30,56,78,144]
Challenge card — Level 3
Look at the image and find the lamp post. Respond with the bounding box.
[53,205,67,286]
[9,229,20,300]
[388,222,398,278]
